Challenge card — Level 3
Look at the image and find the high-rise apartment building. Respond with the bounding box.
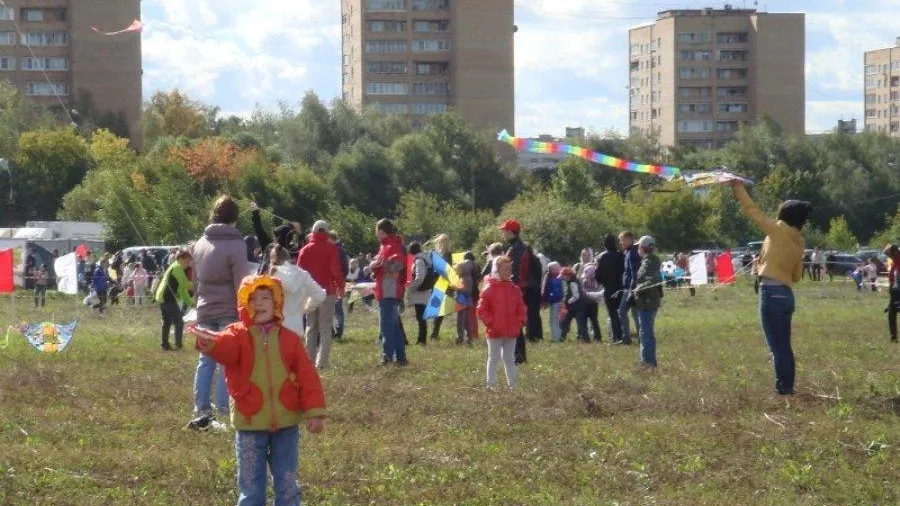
[340,0,515,132]
[0,0,142,146]
[863,38,900,137]
[628,7,804,148]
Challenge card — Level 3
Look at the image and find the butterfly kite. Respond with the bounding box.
[2,321,78,353]
[91,19,143,36]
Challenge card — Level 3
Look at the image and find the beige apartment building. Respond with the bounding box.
[341,0,515,132]
[864,38,900,137]
[0,0,142,146]
[629,7,804,148]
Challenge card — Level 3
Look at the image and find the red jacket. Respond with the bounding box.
[197,276,326,431]
[477,275,526,339]
[889,254,900,291]
[297,232,345,297]
[373,234,406,300]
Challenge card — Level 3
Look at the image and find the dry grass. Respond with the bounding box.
[0,280,897,505]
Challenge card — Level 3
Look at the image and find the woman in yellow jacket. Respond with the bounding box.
[732,181,812,395]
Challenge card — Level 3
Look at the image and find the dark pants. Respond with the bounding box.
[585,301,602,342]
[524,286,543,342]
[414,304,428,344]
[812,265,822,281]
[561,303,587,341]
[604,291,623,342]
[760,285,796,394]
[34,285,47,307]
[888,290,900,341]
[160,301,184,348]
[333,298,345,339]
[431,316,444,339]
[92,292,107,313]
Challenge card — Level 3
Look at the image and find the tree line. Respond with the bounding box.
[0,82,898,261]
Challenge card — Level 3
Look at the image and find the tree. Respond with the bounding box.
[826,216,858,251]
[13,128,91,220]
[549,157,600,206]
[389,134,460,201]
[142,90,217,145]
[329,140,399,217]
[167,137,258,194]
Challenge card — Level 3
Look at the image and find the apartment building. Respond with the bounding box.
[864,38,900,137]
[0,0,142,146]
[628,7,804,148]
[516,128,586,171]
[341,0,515,133]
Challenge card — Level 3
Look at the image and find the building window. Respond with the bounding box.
[26,81,68,96]
[677,86,711,98]
[411,0,449,10]
[630,111,638,120]
[0,31,15,45]
[718,103,747,113]
[717,86,747,98]
[415,62,449,75]
[716,121,740,132]
[24,31,68,46]
[678,67,711,79]
[0,57,13,70]
[892,62,900,71]
[413,20,449,32]
[365,40,407,53]
[865,109,876,118]
[630,43,640,55]
[718,50,748,61]
[367,20,406,32]
[677,32,710,43]
[366,0,406,11]
[865,76,876,89]
[716,32,748,44]
[412,82,450,95]
[23,9,43,22]
[366,61,407,74]
[679,50,711,61]
[0,6,13,20]
[678,103,711,115]
[717,68,747,79]
[412,39,450,52]
[677,120,713,133]
[864,64,877,75]
[891,91,899,102]
[629,61,640,72]
[679,139,713,149]
[21,57,68,71]
[892,76,900,87]
[365,82,409,95]
[375,102,409,114]
[412,102,448,114]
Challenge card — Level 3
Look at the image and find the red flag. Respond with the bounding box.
[0,249,13,293]
[715,252,735,284]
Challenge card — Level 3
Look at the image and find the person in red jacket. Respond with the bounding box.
[297,220,345,370]
[189,275,325,506]
[371,218,408,365]
[884,244,900,343]
[477,256,526,389]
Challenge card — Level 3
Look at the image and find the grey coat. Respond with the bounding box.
[406,253,432,306]
[191,224,248,322]
[634,252,662,311]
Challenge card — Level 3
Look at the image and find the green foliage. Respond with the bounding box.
[389,134,460,202]
[13,127,91,220]
[396,191,494,252]
[549,157,600,206]
[826,216,859,251]
[142,89,217,146]
[329,140,399,218]
[327,205,379,255]
[869,206,900,248]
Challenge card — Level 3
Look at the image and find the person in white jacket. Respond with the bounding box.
[268,244,327,358]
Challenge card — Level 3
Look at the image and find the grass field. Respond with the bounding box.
[0,280,897,505]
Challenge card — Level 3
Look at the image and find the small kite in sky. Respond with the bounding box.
[91,19,143,36]
[683,169,755,188]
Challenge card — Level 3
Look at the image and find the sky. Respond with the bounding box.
[140,0,900,138]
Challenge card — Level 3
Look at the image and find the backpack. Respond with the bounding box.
[417,255,439,292]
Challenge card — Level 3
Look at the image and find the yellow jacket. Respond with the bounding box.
[735,185,804,288]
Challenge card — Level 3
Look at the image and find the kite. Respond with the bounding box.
[91,19,143,36]
[498,129,681,180]
[423,252,467,319]
[684,170,754,188]
[4,321,78,353]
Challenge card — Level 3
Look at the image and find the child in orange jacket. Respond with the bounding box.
[189,275,326,506]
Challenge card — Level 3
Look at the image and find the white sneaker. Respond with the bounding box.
[210,420,228,432]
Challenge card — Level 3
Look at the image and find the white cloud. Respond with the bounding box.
[806,100,862,133]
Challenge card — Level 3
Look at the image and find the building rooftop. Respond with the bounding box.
[657,7,757,20]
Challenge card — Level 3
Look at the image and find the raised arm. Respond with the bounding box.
[732,182,777,236]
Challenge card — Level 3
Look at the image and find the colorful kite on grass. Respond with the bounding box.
[423,252,469,319]
[498,129,682,180]
[91,19,143,36]
[3,321,77,353]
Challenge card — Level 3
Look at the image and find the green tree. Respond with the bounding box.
[142,89,217,146]
[549,157,600,206]
[826,216,858,251]
[329,140,399,217]
[327,205,379,255]
[389,134,460,201]
[13,128,91,220]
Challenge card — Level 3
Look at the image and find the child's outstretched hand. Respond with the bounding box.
[187,324,217,348]
[306,417,325,434]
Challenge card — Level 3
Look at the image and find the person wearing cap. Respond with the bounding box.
[732,181,812,395]
[297,219,346,370]
[498,219,543,363]
[632,236,663,367]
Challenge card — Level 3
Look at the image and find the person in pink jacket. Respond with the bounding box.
[477,256,526,389]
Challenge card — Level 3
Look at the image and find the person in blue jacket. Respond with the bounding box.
[91,259,109,313]
[542,262,564,342]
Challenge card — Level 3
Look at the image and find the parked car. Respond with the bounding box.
[121,246,180,272]
[825,254,864,277]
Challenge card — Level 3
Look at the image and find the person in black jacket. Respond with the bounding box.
[250,202,302,271]
[499,219,542,363]
[595,234,625,344]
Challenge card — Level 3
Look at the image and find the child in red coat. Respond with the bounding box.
[477,256,526,389]
[189,275,325,506]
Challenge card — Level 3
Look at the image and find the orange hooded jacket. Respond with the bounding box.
[196,275,326,431]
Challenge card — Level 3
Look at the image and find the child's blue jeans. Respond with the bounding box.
[236,426,301,506]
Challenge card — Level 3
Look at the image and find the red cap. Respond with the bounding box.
[498,219,521,234]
